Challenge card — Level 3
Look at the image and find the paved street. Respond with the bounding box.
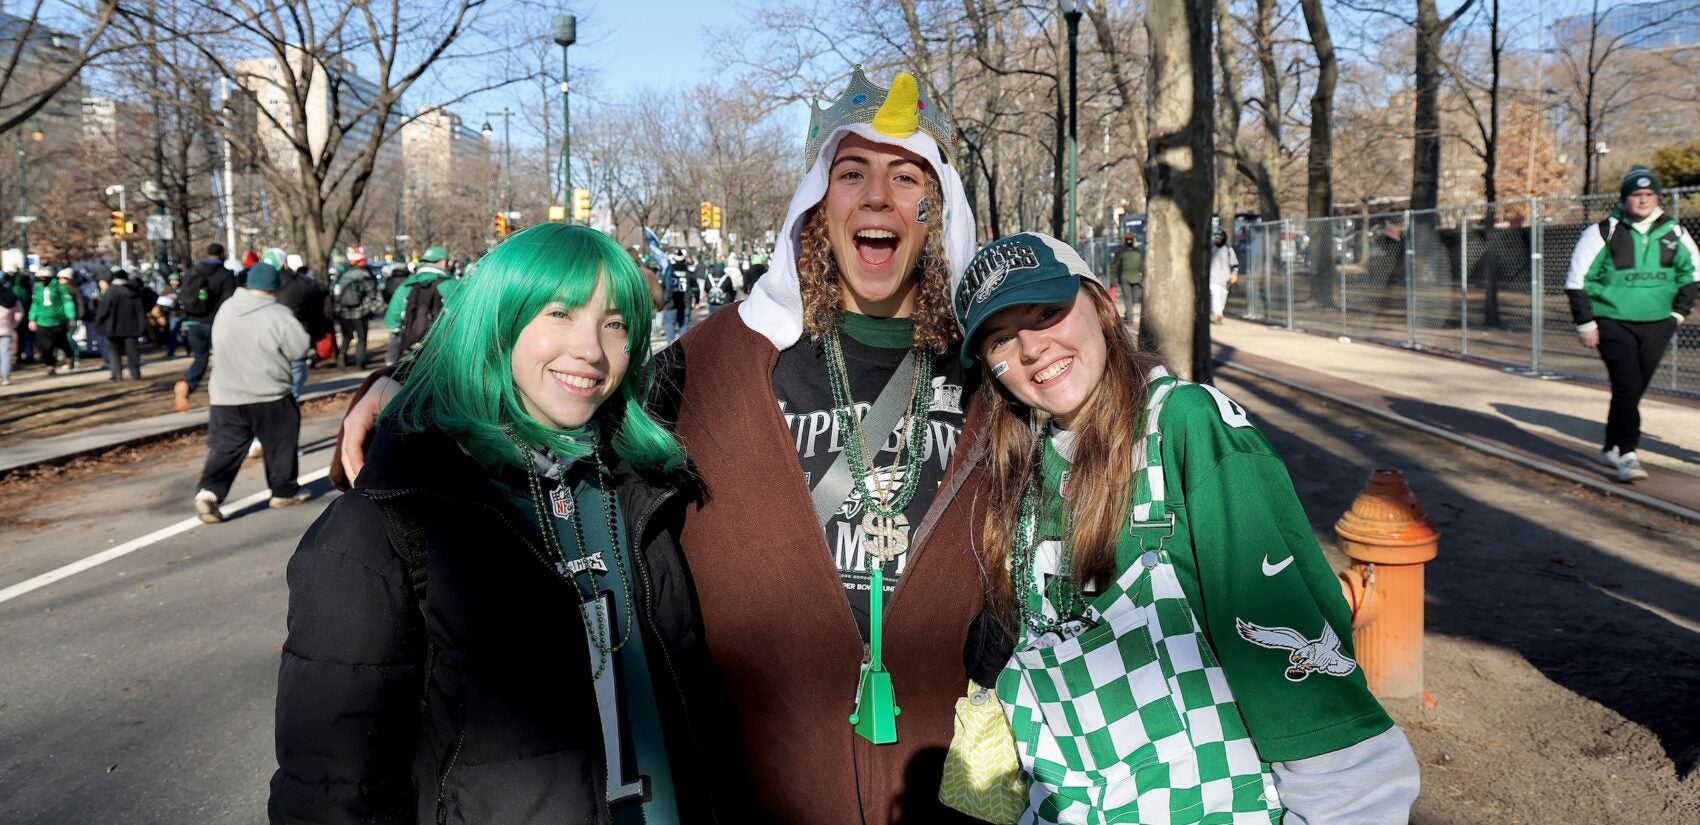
[2,343,1698,822]
[0,413,341,824]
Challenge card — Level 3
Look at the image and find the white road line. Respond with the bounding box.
[0,466,333,606]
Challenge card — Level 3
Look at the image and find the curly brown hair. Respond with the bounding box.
[796,173,959,354]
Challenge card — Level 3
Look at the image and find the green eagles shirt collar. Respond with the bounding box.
[840,310,915,349]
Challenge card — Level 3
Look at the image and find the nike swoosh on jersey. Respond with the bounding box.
[1261,555,1295,576]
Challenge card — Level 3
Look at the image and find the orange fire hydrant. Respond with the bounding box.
[1334,469,1439,702]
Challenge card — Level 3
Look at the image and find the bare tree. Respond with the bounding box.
[1299,0,1337,306]
[128,0,535,280]
[1410,0,1478,211]
[1145,0,1213,381]
[0,0,122,136]
[1551,0,1698,195]
[1443,0,1506,210]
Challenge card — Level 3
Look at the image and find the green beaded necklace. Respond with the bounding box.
[821,321,937,745]
[508,430,634,680]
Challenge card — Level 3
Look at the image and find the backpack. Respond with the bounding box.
[399,277,446,351]
[177,271,210,317]
[336,276,367,311]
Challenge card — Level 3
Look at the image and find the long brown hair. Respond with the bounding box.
[797,173,957,353]
[979,281,1164,623]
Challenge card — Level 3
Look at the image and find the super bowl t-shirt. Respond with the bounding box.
[772,312,969,640]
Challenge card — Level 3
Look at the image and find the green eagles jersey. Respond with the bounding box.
[1565,207,1697,325]
[1035,382,1393,763]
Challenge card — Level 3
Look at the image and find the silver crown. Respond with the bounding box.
[803,67,956,168]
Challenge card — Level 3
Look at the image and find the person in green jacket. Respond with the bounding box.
[388,245,455,355]
[1112,232,1144,323]
[1565,164,1697,483]
[27,268,78,375]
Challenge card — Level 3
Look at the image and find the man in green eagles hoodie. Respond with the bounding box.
[27,268,78,375]
[386,245,455,355]
[1565,164,1697,483]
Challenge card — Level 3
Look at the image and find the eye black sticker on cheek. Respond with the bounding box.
[992,360,1010,377]
[916,197,931,223]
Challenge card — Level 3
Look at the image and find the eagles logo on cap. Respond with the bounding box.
[1638,177,1651,188]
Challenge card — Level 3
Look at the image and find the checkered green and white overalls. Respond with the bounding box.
[996,373,1283,825]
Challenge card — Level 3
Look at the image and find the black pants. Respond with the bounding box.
[1596,317,1678,453]
[183,322,214,392]
[197,397,301,501]
[109,336,141,379]
[37,325,72,369]
[335,316,368,368]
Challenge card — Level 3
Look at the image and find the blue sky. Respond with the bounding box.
[572,0,717,96]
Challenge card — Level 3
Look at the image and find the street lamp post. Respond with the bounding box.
[15,123,41,266]
[1061,0,1082,245]
[553,15,576,215]
[481,109,513,216]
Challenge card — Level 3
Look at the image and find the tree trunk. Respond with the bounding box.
[1482,0,1501,211]
[1300,0,1337,307]
[1411,0,1444,212]
[1144,0,1214,382]
[1253,0,1281,221]
[1214,0,1241,233]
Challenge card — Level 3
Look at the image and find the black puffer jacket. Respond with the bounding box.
[269,420,727,824]
[93,279,150,339]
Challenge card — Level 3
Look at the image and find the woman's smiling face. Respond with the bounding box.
[976,286,1107,428]
[510,275,629,429]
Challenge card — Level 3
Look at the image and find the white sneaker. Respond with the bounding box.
[247,439,263,459]
[1598,447,1622,469]
[194,490,224,524]
[1617,451,1649,483]
[270,491,312,508]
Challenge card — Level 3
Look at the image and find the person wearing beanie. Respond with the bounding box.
[1565,164,1697,482]
[191,261,313,523]
[27,267,78,375]
[390,244,455,355]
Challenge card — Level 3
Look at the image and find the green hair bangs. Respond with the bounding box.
[390,223,683,472]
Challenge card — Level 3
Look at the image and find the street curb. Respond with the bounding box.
[0,377,367,481]
[1216,359,1700,526]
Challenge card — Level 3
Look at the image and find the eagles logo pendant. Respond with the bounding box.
[861,511,909,562]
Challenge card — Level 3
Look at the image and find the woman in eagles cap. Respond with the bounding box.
[955,231,1419,824]
[331,67,990,823]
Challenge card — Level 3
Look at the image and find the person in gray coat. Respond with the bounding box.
[193,262,313,523]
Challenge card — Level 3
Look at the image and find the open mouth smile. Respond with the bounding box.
[1033,357,1073,385]
[853,228,900,267]
[550,369,604,396]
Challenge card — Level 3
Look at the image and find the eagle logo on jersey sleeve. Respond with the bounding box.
[1235,618,1358,682]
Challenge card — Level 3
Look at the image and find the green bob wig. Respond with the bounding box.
[388,223,684,471]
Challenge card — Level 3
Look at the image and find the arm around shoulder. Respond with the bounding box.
[269,492,426,825]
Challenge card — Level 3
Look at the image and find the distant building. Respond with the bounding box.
[1554,0,1700,52]
[234,48,403,178]
[401,104,489,195]
[0,10,86,136]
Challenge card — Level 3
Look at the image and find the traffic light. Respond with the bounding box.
[110,211,125,240]
[712,206,722,230]
[494,212,509,238]
[572,188,591,222]
[699,201,712,228]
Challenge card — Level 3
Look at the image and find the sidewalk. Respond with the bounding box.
[0,371,372,477]
[1213,318,1700,521]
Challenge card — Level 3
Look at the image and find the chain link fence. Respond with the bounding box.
[1235,187,1700,398]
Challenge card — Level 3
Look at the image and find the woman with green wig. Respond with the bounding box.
[268,224,722,824]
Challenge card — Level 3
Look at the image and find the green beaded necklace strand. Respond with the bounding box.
[510,431,634,680]
[821,322,937,744]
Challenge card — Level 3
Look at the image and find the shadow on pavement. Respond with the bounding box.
[1230,375,1700,776]
[1492,402,1700,467]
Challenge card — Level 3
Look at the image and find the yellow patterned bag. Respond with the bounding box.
[939,681,1029,823]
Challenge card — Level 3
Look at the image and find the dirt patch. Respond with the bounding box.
[1217,370,1700,823]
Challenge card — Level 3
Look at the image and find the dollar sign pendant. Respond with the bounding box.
[861,510,909,562]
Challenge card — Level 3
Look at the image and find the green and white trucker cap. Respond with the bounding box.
[954,231,1103,367]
